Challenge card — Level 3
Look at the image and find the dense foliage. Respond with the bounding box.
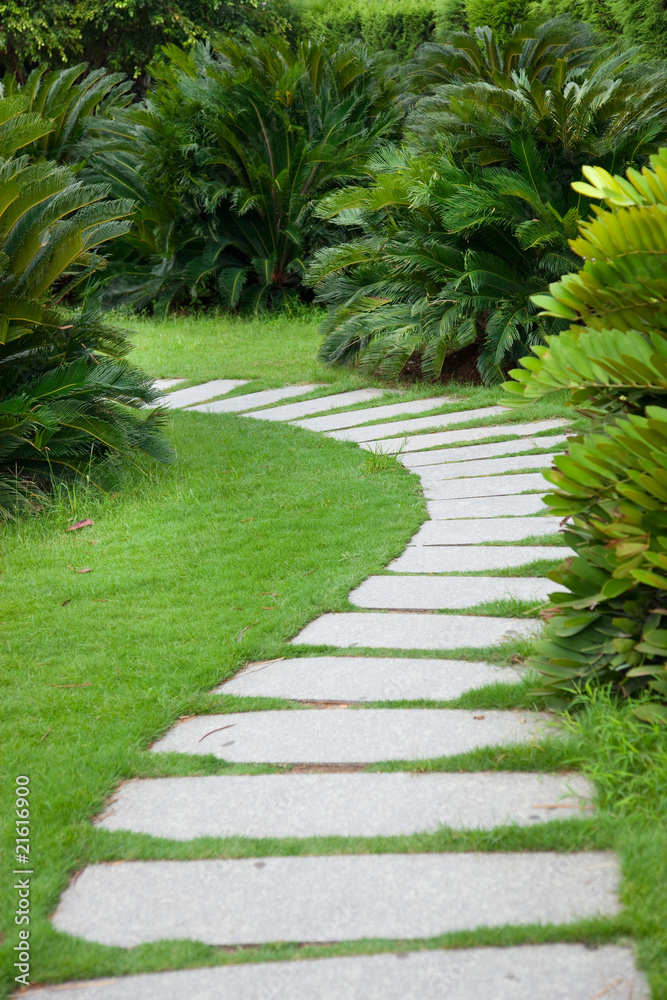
[309,20,667,383]
[0,0,289,80]
[0,92,169,516]
[505,150,667,723]
[287,0,667,59]
[86,37,400,313]
[288,0,437,60]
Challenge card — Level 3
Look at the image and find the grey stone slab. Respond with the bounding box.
[190,384,322,413]
[389,545,570,574]
[217,655,521,700]
[293,396,455,433]
[408,517,562,546]
[19,944,648,1000]
[153,377,185,391]
[158,379,249,409]
[350,576,554,610]
[150,708,551,763]
[50,851,620,948]
[361,419,566,454]
[291,612,539,650]
[327,406,509,443]
[95,772,593,840]
[427,495,548,519]
[422,473,548,500]
[417,453,556,482]
[400,433,568,468]
[243,388,385,422]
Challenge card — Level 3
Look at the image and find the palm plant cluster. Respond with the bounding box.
[0,69,170,516]
[84,37,401,313]
[310,19,667,381]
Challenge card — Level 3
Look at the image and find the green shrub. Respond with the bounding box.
[464,0,530,36]
[433,0,469,36]
[0,0,288,80]
[310,21,667,383]
[87,37,400,313]
[0,89,170,516]
[289,0,436,58]
[505,149,667,723]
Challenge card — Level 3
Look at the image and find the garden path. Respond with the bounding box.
[31,383,649,999]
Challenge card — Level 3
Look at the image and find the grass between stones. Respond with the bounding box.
[1,317,665,997]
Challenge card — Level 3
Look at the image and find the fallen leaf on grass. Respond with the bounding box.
[67,564,92,573]
[40,729,51,742]
[237,620,260,642]
[241,517,254,522]
[262,606,277,610]
[61,599,71,606]
[48,683,92,688]
[94,599,109,603]
[66,519,94,532]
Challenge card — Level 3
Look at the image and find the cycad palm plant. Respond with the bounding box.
[86,36,401,313]
[310,21,667,383]
[0,97,170,516]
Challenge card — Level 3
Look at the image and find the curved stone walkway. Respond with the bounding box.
[31,383,648,999]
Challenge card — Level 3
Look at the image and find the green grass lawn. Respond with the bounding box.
[1,314,666,998]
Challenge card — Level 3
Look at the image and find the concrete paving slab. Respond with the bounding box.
[417,454,555,482]
[427,495,547,519]
[19,944,648,1000]
[95,772,593,839]
[243,389,384,422]
[293,396,455,433]
[400,434,568,468]
[408,517,562,546]
[422,473,548,500]
[150,708,551,763]
[153,378,185,391]
[360,419,566,454]
[50,852,619,947]
[389,545,569,574]
[291,612,540,650]
[217,655,521,700]
[190,385,322,414]
[158,379,249,409]
[326,406,508,443]
[350,576,554,610]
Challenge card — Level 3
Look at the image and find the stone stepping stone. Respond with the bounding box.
[51,851,619,948]
[22,944,648,1000]
[390,545,570,574]
[400,434,568,468]
[422,473,548,500]
[361,419,566,454]
[408,517,562,546]
[327,406,509,443]
[242,388,385,422]
[95,772,593,839]
[150,708,550,762]
[153,377,185,391]
[293,395,455,433]
[417,453,556,482]
[291,612,540,650]
[158,379,249,409]
[350,576,554,610]
[217,655,520,700]
[190,384,322,414]
[427,495,547,519]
